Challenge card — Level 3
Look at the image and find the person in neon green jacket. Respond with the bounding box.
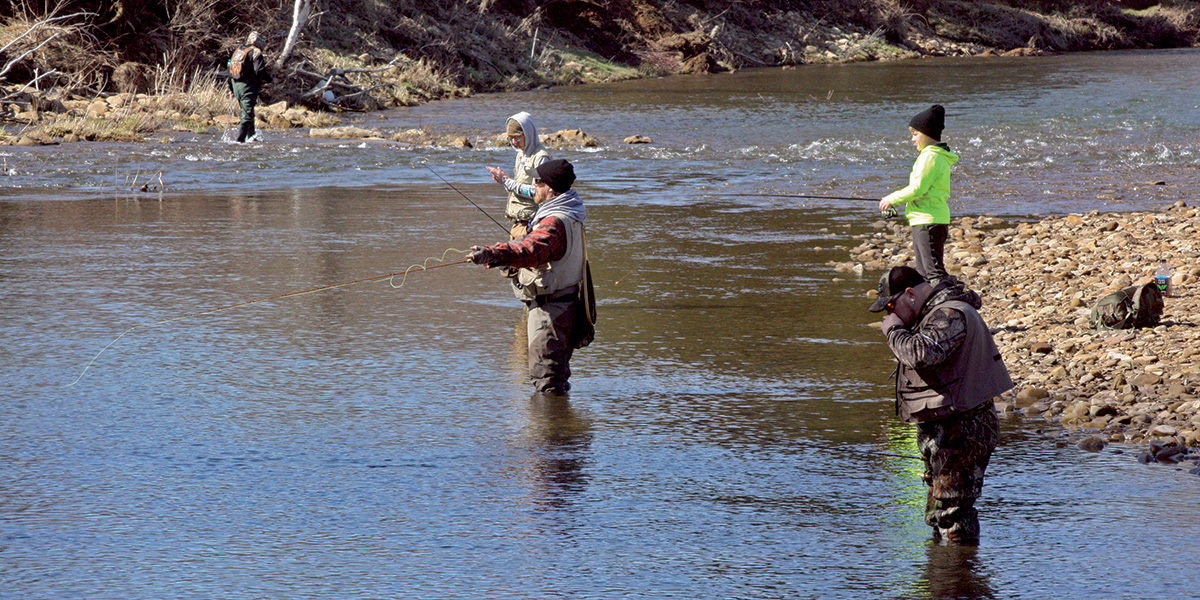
[878,105,958,284]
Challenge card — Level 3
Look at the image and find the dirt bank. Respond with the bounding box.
[2,1,1199,143]
[843,202,1200,463]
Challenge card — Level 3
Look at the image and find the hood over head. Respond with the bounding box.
[506,111,542,157]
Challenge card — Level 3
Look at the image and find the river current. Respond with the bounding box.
[3,49,1199,599]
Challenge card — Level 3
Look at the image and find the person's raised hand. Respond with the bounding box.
[486,166,508,184]
[881,312,905,335]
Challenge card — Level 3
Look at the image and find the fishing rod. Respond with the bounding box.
[745,193,880,201]
[67,254,472,387]
[740,193,902,218]
[424,165,510,234]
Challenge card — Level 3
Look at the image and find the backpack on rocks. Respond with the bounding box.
[1089,282,1163,330]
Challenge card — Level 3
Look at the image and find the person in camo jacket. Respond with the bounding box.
[870,265,1013,545]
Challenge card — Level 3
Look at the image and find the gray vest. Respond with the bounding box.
[896,300,1014,423]
[511,215,585,302]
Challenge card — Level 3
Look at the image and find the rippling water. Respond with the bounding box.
[3,50,1200,599]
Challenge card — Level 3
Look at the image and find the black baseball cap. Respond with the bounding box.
[868,266,926,312]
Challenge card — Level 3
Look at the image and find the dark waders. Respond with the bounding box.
[231,80,260,143]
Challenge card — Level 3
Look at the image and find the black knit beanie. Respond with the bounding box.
[535,158,576,193]
[909,104,945,141]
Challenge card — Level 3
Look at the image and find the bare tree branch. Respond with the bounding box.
[0,11,96,82]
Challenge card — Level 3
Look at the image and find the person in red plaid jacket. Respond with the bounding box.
[469,159,587,395]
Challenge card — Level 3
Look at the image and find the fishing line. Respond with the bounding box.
[424,165,509,234]
[67,250,473,387]
[387,247,472,288]
[744,193,879,201]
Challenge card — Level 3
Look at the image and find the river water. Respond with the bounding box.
[3,50,1199,599]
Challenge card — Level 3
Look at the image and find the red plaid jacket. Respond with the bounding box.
[480,215,567,268]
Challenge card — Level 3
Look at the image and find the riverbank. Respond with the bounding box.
[843,202,1200,462]
[3,1,1199,145]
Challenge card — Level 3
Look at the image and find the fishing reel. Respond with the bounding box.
[880,206,899,219]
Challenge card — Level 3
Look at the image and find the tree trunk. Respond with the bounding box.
[276,0,312,70]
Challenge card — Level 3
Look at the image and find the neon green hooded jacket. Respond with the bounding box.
[883,143,958,226]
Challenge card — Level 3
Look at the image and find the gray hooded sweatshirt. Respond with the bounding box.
[503,111,551,223]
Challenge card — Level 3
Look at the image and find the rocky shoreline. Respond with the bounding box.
[843,202,1200,469]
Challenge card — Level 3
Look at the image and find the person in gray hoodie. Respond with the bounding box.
[870,265,1012,545]
[486,111,552,239]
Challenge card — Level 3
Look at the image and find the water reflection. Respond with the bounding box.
[918,544,997,600]
[519,393,593,511]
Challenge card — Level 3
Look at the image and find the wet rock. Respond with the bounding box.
[1150,441,1188,463]
[624,134,654,144]
[543,128,599,148]
[1077,435,1106,452]
[309,126,382,139]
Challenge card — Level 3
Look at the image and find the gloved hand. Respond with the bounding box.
[881,312,905,335]
[467,245,497,267]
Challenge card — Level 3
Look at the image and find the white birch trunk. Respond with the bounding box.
[275,0,312,70]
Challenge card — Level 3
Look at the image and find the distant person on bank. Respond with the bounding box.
[486,111,551,239]
[879,105,957,284]
[228,31,273,143]
[468,159,589,395]
[870,265,1012,545]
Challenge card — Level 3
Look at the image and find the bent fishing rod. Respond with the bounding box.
[67,253,472,387]
[425,165,510,234]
